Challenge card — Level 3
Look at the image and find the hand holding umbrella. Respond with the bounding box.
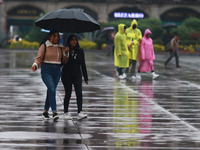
[64,46,69,56]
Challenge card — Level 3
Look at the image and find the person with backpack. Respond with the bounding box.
[164,34,180,68]
[30,30,69,121]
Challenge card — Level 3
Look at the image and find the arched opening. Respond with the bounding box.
[108,7,149,21]
[7,5,43,36]
[65,6,98,20]
[160,7,200,25]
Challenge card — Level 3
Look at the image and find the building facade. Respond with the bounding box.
[1,0,200,35]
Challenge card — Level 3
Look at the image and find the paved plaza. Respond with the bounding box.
[0,49,200,149]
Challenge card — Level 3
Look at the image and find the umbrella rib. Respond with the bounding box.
[35,8,100,33]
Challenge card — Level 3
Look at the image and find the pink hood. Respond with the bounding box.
[139,29,155,61]
[144,29,152,38]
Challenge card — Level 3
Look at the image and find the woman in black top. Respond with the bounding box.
[61,34,88,120]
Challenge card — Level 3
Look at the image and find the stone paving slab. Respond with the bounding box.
[0,50,200,149]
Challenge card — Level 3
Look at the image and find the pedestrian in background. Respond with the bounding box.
[136,29,159,80]
[106,32,113,56]
[114,24,129,80]
[61,34,88,120]
[111,30,116,55]
[164,34,180,68]
[162,29,172,51]
[30,30,69,121]
[124,19,142,79]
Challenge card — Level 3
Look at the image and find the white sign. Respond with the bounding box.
[114,12,144,18]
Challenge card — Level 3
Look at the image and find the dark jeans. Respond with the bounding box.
[165,50,179,67]
[61,76,83,113]
[125,59,137,76]
[41,63,61,112]
[117,68,123,76]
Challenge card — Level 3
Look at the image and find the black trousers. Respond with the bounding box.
[125,59,137,76]
[165,50,179,67]
[61,76,83,113]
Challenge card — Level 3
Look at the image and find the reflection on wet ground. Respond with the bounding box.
[0,49,200,149]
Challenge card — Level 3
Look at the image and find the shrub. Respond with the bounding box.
[195,44,200,52]
[153,44,165,51]
[153,39,164,45]
[179,45,184,50]
[182,17,200,32]
[183,45,195,52]
[101,43,106,50]
[177,25,194,40]
[137,18,163,39]
[95,38,106,49]
[179,40,199,46]
[79,38,97,50]
[179,44,199,53]
[10,40,39,49]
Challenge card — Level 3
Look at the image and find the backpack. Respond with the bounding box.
[165,42,171,52]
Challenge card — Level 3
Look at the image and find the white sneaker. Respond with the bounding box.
[152,72,159,80]
[136,73,141,79]
[114,69,119,77]
[131,75,136,79]
[118,75,125,80]
[63,113,72,120]
[122,73,127,78]
[77,111,87,120]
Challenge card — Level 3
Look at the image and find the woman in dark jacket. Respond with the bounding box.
[61,34,88,120]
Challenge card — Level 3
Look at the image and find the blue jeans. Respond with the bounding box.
[41,63,61,112]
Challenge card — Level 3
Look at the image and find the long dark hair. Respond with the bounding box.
[48,30,60,44]
[65,34,80,50]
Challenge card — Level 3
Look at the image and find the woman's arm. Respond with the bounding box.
[30,44,46,71]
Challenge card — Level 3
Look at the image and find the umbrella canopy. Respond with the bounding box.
[162,23,177,29]
[35,9,101,33]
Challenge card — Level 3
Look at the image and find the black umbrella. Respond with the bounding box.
[162,23,177,29]
[35,9,101,33]
[101,26,115,33]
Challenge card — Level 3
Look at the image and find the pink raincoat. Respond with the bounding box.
[138,29,155,72]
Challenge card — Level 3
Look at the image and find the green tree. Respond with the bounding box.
[100,18,163,39]
[182,17,200,31]
[174,17,200,45]
[25,13,47,44]
[137,18,163,39]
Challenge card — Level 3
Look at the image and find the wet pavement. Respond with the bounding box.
[1,49,200,149]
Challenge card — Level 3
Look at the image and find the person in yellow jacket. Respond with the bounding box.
[124,19,142,79]
[114,24,129,80]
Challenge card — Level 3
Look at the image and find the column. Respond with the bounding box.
[150,5,160,19]
[97,3,108,23]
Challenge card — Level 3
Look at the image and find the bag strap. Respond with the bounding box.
[43,43,46,61]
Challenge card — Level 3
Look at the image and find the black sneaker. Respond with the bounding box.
[53,112,59,121]
[42,112,50,120]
